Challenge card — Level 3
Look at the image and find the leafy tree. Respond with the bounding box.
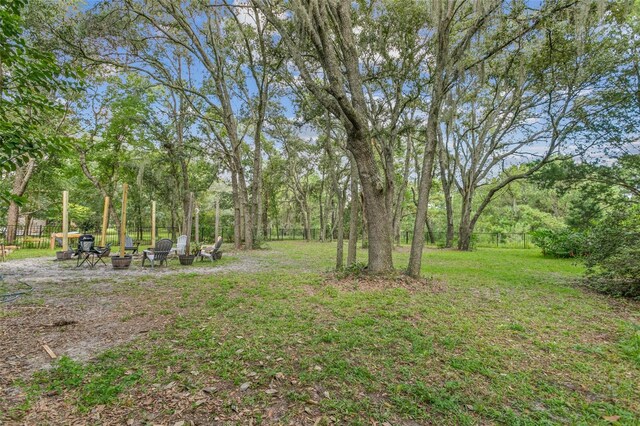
[0,0,77,187]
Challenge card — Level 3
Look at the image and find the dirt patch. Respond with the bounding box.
[324,272,447,293]
[0,283,179,381]
[0,251,272,385]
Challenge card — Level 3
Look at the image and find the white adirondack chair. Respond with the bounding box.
[175,235,188,255]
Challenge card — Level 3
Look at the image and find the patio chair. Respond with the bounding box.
[199,236,223,262]
[76,234,97,267]
[142,238,173,268]
[124,235,140,254]
[175,235,187,255]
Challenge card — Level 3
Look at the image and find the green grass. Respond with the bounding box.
[2,248,57,260]
[2,242,639,424]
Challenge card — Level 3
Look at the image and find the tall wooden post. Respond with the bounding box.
[100,196,110,247]
[215,198,220,239]
[194,200,199,245]
[62,191,69,251]
[119,184,128,257]
[151,200,156,247]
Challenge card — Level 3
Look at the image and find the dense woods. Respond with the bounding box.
[1,0,638,283]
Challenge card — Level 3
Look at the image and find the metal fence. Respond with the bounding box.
[0,224,208,249]
[1,223,534,250]
[395,230,532,249]
[240,228,533,249]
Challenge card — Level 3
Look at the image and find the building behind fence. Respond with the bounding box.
[1,223,534,250]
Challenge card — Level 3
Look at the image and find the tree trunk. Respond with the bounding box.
[349,135,393,273]
[426,218,436,244]
[6,201,19,244]
[170,201,177,241]
[215,197,220,240]
[319,167,326,242]
[231,170,242,249]
[393,134,413,245]
[252,115,264,243]
[438,142,455,248]
[184,192,194,254]
[237,164,254,250]
[24,215,32,236]
[347,158,359,266]
[458,189,474,251]
[262,199,268,238]
[360,192,367,249]
[302,205,311,242]
[406,111,439,277]
[335,187,345,270]
[6,160,36,244]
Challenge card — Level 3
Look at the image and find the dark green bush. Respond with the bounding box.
[530,228,587,258]
[583,206,640,298]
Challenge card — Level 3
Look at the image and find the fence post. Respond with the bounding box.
[496,233,499,247]
[523,232,526,249]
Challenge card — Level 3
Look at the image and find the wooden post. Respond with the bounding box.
[151,200,156,247]
[119,184,128,257]
[100,196,110,247]
[194,200,199,245]
[62,191,69,251]
[215,198,220,239]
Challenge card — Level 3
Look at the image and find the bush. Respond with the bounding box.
[583,206,640,298]
[530,228,586,258]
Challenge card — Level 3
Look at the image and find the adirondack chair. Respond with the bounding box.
[124,235,140,254]
[175,235,187,255]
[142,238,173,268]
[199,236,223,262]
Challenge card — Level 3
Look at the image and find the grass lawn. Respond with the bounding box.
[1,241,639,425]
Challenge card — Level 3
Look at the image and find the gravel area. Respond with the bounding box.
[0,250,270,285]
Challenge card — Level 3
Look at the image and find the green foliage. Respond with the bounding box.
[531,156,640,298]
[583,205,640,298]
[530,228,586,258]
[0,0,79,184]
[337,261,368,278]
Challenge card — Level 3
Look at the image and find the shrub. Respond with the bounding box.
[583,206,640,298]
[530,228,586,258]
[337,261,368,278]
